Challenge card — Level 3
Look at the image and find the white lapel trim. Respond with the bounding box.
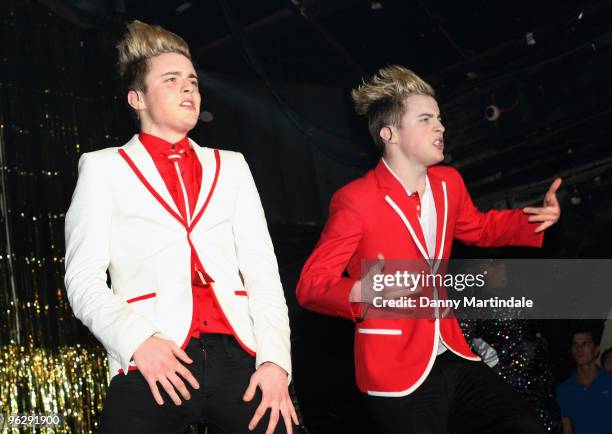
[432,181,447,275]
[385,195,430,262]
[384,180,447,271]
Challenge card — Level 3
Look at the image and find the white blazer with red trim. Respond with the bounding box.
[64,134,291,379]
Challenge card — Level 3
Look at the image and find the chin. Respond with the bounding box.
[430,155,444,165]
[182,119,199,131]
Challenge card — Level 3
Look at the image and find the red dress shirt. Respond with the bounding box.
[139,132,232,337]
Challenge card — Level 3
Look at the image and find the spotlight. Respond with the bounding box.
[525,32,536,46]
[484,105,501,121]
[199,111,214,123]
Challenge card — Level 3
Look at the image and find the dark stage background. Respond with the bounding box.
[0,0,611,432]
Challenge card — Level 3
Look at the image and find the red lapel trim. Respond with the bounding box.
[118,148,186,227]
[118,148,221,232]
[188,149,221,233]
[181,235,256,356]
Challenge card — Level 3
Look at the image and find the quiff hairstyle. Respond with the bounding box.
[351,65,435,153]
[116,20,192,95]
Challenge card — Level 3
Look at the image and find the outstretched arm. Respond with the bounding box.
[453,171,560,247]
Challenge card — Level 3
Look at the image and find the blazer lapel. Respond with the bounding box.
[121,135,181,217]
[428,171,448,273]
[375,160,430,262]
[191,142,218,223]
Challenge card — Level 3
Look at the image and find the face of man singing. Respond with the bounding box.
[383,94,445,168]
[129,52,201,141]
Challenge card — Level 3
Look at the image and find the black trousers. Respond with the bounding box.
[365,351,546,434]
[99,334,288,434]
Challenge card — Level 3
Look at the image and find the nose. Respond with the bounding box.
[182,78,195,93]
[435,119,445,133]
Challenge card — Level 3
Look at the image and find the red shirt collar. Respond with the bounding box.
[139,132,191,158]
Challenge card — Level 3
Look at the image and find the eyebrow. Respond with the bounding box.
[160,71,198,79]
[416,113,440,118]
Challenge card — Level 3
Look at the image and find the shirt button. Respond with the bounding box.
[203,321,208,326]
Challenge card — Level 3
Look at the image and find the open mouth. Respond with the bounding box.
[433,139,444,150]
[180,100,195,110]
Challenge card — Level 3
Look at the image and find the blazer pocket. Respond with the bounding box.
[126,292,157,304]
[357,328,402,336]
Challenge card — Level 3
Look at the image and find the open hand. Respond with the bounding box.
[243,362,299,434]
[132,336,200,406]
[523,177,562,233]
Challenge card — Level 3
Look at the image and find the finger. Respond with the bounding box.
[171,345,193,364]
[248,402,268,431]
[527,214,558,223]
[373,253,385,273]
[282,409,294,434]
[146,379,164,406]
[370,258,385,275]
[544,178,562,205]
[243,375,258,402]
[159,377,182,406]
[535,221,552,233]
[265,404,280,434]
[176,364,200,390]
[287,399,300,428]
[167,372,190,401]
[523,207,544,214]
[546,177,562,196]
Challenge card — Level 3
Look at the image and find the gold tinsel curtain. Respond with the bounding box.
[0,1,133,432]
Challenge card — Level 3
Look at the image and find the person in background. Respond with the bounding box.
[600,347,612,372]
[556,328,612,434]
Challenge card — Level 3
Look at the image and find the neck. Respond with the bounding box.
[140,123,187,144]
[384,153,427,195]
[576,362,598,385]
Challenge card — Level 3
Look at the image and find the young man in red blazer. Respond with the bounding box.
[296,66,561,434]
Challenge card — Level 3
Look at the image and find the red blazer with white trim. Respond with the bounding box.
[296,160,543,396]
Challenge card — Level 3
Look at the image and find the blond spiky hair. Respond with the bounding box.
[351,65,435,152]
[116,20,191,91]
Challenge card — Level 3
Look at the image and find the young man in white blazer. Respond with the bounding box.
[64,20,298,434]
